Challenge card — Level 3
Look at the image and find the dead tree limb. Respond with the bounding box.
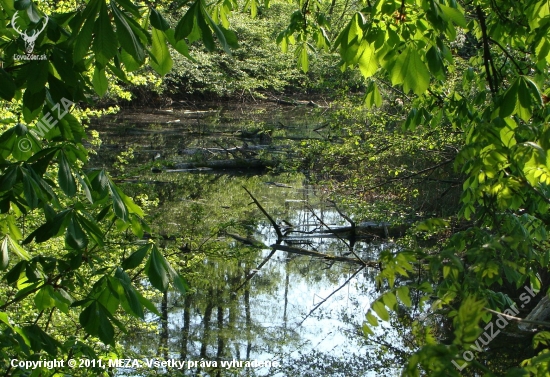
[305,204,368,265]
[485,307,550,329]
[226,232,265,248]
[272,244,379,267]
[243,186,283,240]
[297,266,366,327]
[234,245,278,292]
[327,199,356,229]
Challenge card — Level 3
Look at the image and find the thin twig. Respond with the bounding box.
[234,245,278,292]
[243,186,283,240]
[489,38,525,74]
[296,266,365,327]
[366,158,454,191]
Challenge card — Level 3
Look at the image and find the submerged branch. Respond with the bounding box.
[243,186,284,240]
[234,246,278,292]
[272,244,378,266]
[296,266,366,327]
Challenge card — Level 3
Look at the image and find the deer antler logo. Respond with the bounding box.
[11,12,49,55]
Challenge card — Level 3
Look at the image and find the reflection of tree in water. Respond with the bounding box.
[119,170,535,376]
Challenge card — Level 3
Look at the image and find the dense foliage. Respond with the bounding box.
[1,0,550,375]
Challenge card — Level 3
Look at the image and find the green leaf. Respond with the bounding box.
[107,63,129,82]
[92,66,109,96]
[97,284,120,314]
[23,324,60,356]
[93,0,118,66]
[22,169,39,209]
[523,76,543,107]
[73,0,100,62]
[372,300,390,321]
[76,213,104,247]
[0,69,16,101]
[121,244,151,270]
[196,4,215,51]
[366,311,379,326]
[150,28,173,76]
[362,323,374,337]
[23,88,45,123]
[221,27,238,49]
[145,246,169,291]
[165,29,195,61]
[65,215,88,250]
[150,8,170,31]
[52,288,72,313]
[1,237,9,270]
[121,192,144,218]
[0,312,10,326]
[364,81,382,108]
[426,46,445,80]
[79,302,115,344]
[114,0,140,17]
[500,79,519,118]
[416,218,449,231]
[390,47,430,95]
[533,331,550,347]
[58,151,77,197]
[27,4,41,24]
[396,286,412,307]
[26,61,49,94]
[298,45,309,73]
[114,268,144,319]
[382,292,398,310]
[438,4,467,27]
[453,296,485,344]
[357,41,378,78]
[111,2,145,63]
[120,49,141,72]
[202,4,236,53]
[107,179,128,222]
[130,215,144,237]
[167,262,188,294]
[7,236,30,260]
[34,285,56,311]
[137,290,160,316]
[6,216,23,241]
[175,1,198,41]
[23,209,71,244]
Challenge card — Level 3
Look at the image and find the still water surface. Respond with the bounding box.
[89,103,403,376]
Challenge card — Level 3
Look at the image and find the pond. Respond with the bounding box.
[88,102,408,376]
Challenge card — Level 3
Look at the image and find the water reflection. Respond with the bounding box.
[119,179,390,376]
[90,104,403,376]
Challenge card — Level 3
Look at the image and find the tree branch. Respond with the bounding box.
[476,6,497,93]
[243,186,284,240]
[489,37,525,75]
[297,266,365,326]
[484,307,550,328]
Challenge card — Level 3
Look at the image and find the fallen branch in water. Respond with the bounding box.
[296,266,366,327]
[243,186,283,240]
[225,232,266,248]
[272,244,379,267]
[234,245,278,292]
